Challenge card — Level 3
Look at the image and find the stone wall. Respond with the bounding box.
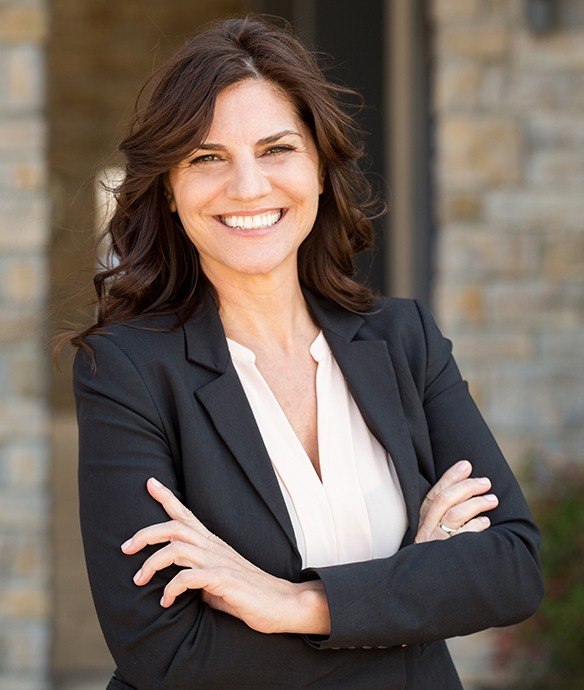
[431,0,584,686]
[0,1,51,689]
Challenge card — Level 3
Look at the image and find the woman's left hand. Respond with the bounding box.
[121,478,331,636]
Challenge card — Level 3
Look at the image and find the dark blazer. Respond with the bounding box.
[74,289,543,690]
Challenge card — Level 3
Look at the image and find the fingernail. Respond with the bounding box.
[149,477,162,488]
[477,477,491,485]
[160,595,166,607]
[121,539,132,551]
[485,494,498,502]
[480,516,490,525]
[133,569,142,584]
[456,460,470,472]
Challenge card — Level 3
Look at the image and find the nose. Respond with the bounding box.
[225,155,271,201]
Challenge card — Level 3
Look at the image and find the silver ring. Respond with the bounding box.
[439,522,457,535]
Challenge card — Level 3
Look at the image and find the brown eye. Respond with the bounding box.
[263,145,295,156]
[190,154,222,165]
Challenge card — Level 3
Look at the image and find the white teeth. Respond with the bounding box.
[221,210,282,229]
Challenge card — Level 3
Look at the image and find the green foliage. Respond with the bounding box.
[504,466,584,689]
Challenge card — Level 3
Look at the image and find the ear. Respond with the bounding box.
[163,175,177,213]
[318,160,325,195]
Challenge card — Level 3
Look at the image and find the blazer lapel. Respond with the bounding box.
[304,290,421,545]
[183,295,301,560]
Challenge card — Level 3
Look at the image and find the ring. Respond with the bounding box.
[439,523,457,535]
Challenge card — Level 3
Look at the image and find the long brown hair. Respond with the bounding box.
[59,15,382,352]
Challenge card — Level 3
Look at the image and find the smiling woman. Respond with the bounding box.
[59,14,543,690]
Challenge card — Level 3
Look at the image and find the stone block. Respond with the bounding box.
[0,585,49,618]
[0,401,48,442]
[439,193,483,222]
[435,283,486,328]
[484,280,583,329]
[0,622,48,672]
[0,492,48,531]
[437,226,542,280]
[515,30,584,72]
[438,118,522,189]
[527,114,584,149]
[451,331,534,361]
[0,311,42,344]
[437,25,510,61]
[543,232,584,280]
[0,255,46,304]
[431,0,482,22]
[0,6,48,43]
[538,330,584,361]
[1,442,48,488]
[484,190,584,231]
[0,45,44,114]
[504,71,584,112]
[431,0,519,24]
[0,118,45,153]
[528,150,584,188]
[11,351,45,398]
[0,197,50,250]
[0,158,46,190]
[0,678,49,690]
[0,345,45,398]
[434,62,481,111]
[482,363,584,435]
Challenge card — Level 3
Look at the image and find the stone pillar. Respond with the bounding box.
[431,0,584,686]
[0,2,51,689]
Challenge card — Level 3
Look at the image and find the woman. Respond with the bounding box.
[70,16,543,689]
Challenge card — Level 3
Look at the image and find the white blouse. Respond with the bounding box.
[226,330,407,569]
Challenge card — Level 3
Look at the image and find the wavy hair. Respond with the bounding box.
[59,15,382,352]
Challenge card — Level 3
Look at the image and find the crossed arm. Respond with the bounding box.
[122,462,499,637]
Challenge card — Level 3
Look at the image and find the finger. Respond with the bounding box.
[440,494,499,529]
[423,476,492,530]
[121,519,206,554]
[419,461,472,521]
[454,516,491,535]
[134,542,203,585]
[424,461,472,503]
[147,477,211,535]
[161,567,222,607]
[427,515,491,543]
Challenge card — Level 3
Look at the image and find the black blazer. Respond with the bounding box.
[74,289,543,690]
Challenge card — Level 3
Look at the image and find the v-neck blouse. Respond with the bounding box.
[226,330,407,569]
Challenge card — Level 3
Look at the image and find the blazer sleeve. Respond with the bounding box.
[74,335,355,689]
[300,300,544,650]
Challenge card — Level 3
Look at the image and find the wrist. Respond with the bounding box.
[284,580,331,636]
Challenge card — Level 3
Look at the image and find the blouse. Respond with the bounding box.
[226,330,407,569]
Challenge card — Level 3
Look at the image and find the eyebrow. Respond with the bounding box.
[197,130,303,151]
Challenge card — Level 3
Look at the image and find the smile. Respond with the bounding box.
[219,210,283,230]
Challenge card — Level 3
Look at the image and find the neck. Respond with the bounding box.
[203,264,318,352]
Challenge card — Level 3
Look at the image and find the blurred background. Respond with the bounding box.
[0,0,582,688]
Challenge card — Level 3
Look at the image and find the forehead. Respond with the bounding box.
[205,79,304,142]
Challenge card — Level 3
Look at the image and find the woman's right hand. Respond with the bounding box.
[414,460,499,543]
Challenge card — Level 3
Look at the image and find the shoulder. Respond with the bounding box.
[360,295,445,344]
[73,312,187,383]
[358,296,454,385]
[80,313,184,360]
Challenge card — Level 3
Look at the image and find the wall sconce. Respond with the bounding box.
[525,0,558,35]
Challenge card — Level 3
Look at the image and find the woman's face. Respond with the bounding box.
[167,79,323,285]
